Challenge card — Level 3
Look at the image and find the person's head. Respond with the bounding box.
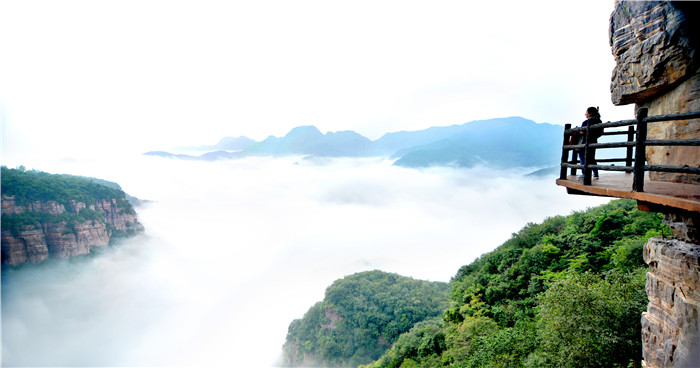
[585,106,600,119]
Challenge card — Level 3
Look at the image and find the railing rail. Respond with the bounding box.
[559,108,700,191]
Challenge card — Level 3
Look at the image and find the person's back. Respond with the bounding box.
[584,115,603,141]
[579,107,602,179]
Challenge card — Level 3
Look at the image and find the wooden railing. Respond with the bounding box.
[560,108,700,191]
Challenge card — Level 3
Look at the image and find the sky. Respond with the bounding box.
[0,0,634,163]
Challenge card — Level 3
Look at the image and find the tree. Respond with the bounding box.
[536,271,647,368]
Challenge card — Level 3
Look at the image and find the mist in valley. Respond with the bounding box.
[1,155,609,366]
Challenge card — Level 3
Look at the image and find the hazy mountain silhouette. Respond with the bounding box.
[177,136,256,152]
[244,126,373,157]
[143,150,247,161]
[143,151,199,160]
[145,117,564,169]
[391,117,563,168]
[370,124,475,156]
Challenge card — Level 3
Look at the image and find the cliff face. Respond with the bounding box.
[609,3,700,366]
[1,195,144,266]
[610,1,700,183]
[643,237,700,367]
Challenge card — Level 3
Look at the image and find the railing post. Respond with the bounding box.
[560,123,572,180]
[633,108,648,192]
[583,124,592,185]
[625,125,635,168]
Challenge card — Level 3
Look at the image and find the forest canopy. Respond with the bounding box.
[283,270,451,367]
[1,166,130,209]
[364,199,668,368]
[1,166,135,236]
[285,199,670,368]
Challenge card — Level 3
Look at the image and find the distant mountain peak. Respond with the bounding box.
[146,117,563,168]
[286,125,323,137]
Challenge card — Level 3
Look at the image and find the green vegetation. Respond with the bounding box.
[360,199,668,368]
[1,166,130,210]
[286,199,670,368]
[86,176,142,207]
[1,166,138,237]
[283,270,451,367]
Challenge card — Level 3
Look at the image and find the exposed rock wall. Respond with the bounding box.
[609,1,700,183]
[642,237,700,367]
[610,3,700,365]
[1,195,144,266]
[2,226,51,265]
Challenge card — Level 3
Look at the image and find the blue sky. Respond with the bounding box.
[0,0,633,162]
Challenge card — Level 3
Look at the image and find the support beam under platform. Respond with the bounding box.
[555,173,700,212]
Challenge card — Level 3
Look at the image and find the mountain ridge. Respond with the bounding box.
[145,117,563,169]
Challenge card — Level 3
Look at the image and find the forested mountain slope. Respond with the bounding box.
[283,270,450,367]
[363,199,669,368]
[285,199,671,368]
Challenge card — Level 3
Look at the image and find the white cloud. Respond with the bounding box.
[2,156,610,366]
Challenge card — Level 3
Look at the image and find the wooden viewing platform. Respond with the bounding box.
[556,173,700,213]
[556,108,700,213]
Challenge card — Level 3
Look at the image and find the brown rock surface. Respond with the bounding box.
[609,1,700,183]
[1,195,67,216]
[642,237,700,367]
[94,198,143,232]
[1,195,143,266]
[43,221,110,259]
[610,1,698,105]
[1,226,49,266]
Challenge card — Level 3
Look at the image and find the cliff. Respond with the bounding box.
[609,2,700,366]
[642,237,700,367]
[1,195,144,266]
[609,1,700,183]
[1,168,144,266]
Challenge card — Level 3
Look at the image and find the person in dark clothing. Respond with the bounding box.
[576,106,603,179]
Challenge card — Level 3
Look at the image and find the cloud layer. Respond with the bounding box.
[2,156,609,366]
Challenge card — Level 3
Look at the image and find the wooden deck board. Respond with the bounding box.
[555,173,700,212]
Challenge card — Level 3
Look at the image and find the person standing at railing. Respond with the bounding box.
[572,107,603,180]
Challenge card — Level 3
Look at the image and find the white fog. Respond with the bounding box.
[1,155,609,366]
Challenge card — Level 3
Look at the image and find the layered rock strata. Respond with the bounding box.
[642,237,700,367]
[610,3,700,366]
[609,1,700,183]
[1,195,144,266]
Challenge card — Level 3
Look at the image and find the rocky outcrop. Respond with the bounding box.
[2,195,66,216]
[609,2,697,105]
[1,195,143,266]
[642,237,700,367]
[93,198,142,233]
[609,1,700,184]
[610,4,700,366]
[1,226,50,265]
[320,309,344,330]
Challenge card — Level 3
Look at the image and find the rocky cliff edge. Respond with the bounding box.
[1,194,144,266]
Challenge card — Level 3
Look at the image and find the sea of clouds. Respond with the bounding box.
[1,155,609,366]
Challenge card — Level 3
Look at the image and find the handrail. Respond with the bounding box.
[559,108,700,191]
